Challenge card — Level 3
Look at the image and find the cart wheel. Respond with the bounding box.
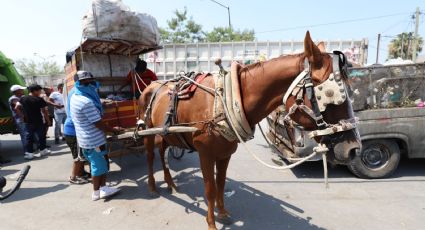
[168,147,185,160]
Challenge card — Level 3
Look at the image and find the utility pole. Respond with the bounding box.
[209,0,232,28]
[227,7,231,29]
[401,33,405,59]
[376,33,381,64]
[412,7,420,62]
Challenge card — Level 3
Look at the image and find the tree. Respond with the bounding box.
[160,7,204,43]
[388,32,423,60]
[205,27,255,42]
[160,8,256,43]
[15,58,63,76]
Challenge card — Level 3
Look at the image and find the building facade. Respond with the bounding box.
[144,39,368,80]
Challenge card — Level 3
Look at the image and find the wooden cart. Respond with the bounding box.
[63,37,162,157]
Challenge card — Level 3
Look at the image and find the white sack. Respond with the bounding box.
[82,0,160,46]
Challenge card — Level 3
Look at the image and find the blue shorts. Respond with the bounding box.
[82,147,108,176]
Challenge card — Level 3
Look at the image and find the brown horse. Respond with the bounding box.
[139,31,361,230]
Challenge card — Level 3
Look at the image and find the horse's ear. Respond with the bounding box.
[304,31,323,67]
[317,41,326,52]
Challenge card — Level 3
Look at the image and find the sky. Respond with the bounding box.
[1,0,424,67]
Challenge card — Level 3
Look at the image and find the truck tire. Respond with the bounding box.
[348,139,400,179]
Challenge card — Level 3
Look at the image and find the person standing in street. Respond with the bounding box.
[7,84,27,162]
[64,86,90,185]
[15,84,51,160]
[70,71,123,200]
[49,83,66,144]
[42,86,55,140]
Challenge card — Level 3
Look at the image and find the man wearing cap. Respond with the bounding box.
[70,71,123,201]
[15,84,52,160]
[64,85,90,185]
[8,85,27,158]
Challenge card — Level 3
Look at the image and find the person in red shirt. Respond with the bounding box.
[118,59,158,98]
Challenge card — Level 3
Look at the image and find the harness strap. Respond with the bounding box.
[304,77,327,129]
[144,81,168,122]
[162,82,194,150]
[282,58,310,107]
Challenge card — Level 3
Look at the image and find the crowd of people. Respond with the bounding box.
[5,59,157,201]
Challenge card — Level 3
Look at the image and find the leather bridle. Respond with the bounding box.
[282,51,357,139]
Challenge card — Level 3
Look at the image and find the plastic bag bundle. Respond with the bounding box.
[82,0,160,46]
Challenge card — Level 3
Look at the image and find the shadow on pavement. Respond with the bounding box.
[168,170,324,229]
[0,138,69,168]
[110,152,325,230]
[0,169,20,178]
[1,183,69,203]
[288,157,425,180]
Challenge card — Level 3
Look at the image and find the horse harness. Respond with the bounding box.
[143,51,355,149]
[143,72,211,150]
[282,51,357,140]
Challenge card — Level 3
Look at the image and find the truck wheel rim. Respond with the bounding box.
[361,144,390,170]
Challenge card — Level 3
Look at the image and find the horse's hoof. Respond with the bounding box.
[149,190,160,198]
[216,213,234,225]
[167,186,179,194]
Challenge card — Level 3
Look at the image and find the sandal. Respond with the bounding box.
[69,176,89,185]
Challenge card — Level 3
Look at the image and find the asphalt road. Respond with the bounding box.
[0,127,424,230]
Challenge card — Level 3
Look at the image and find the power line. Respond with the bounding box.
[257,12,412,34]
[380,19,410,34]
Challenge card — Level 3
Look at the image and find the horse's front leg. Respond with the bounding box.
[199,153,218,230]
[215,156,233,224]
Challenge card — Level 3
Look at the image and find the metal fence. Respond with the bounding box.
[144,39,368,79]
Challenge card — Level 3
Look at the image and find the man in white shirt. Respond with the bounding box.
[49,83,66,144]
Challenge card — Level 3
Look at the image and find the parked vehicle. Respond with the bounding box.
[0,51,26,135]
[267,63,425,179]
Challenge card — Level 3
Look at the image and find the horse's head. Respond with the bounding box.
[283,31,361,163]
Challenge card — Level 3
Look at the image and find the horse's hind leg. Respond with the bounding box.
[215,156,233,225]
[159,140,178,193]
[144,135,158,196]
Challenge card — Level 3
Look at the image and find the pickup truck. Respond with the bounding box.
[267,63,425,179]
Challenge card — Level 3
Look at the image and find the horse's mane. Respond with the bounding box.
[237,52,350,85]
[238,53,305,75]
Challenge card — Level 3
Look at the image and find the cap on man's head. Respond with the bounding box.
[28,84,43,92]
[10,84,26,92]
[74,70,94,82]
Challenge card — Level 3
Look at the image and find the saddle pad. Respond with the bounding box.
[178,73,210,99]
